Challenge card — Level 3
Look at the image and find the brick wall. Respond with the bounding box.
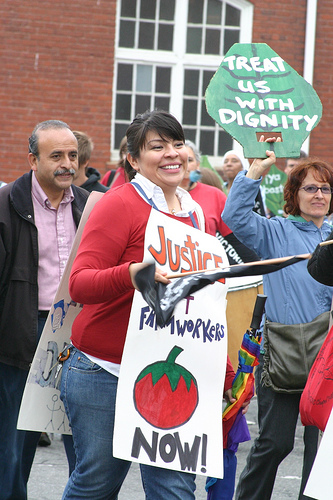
[251,0,307,75]
[251,0,332,164]
[0,0,116,183]
[310,0,333,163]
[0,1,332,182]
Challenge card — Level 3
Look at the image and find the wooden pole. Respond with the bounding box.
[319,239,333,247]
[165,254,311,280]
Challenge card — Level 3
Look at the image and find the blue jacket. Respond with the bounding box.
[222,171,333,325]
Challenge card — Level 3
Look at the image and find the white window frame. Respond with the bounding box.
[112,0,253,161]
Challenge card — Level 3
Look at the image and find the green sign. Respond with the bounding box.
[205,43,322,158]
[262,164,288,216]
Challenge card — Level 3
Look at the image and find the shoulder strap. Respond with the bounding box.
[107,169,117,187]
[193,202,205,232]
[131,182,159,210]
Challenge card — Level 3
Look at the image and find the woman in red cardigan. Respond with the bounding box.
[60,110,236,499]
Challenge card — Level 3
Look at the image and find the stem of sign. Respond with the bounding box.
[165,254,311,280]
[319,239,333,247]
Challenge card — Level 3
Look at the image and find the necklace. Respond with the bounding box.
[169,195,180,215]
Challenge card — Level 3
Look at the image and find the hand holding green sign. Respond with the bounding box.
[205,43,322,158]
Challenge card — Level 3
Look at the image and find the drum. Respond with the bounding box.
[226,275,264,371]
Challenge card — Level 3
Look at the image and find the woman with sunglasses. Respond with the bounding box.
[222,144,333,500]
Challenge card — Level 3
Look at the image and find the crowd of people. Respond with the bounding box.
[0,111,332,500]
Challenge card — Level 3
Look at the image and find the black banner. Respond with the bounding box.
[135,256,306,328]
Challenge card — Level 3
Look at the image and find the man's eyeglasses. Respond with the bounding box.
[299,185,333,195]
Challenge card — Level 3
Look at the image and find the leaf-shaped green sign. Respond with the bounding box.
[205,43,322,158]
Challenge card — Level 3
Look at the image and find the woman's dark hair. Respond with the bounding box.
[284,158,333,215]
[124,109,185,180]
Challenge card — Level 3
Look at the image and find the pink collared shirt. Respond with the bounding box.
[31,172,76,310]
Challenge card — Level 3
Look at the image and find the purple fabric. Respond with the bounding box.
[227,410,251,453]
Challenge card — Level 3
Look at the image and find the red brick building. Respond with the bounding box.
[0,0,331,182]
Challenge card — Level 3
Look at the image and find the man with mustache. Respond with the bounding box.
[0,120,89,499]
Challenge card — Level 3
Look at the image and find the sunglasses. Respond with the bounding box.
[299,185,333,195]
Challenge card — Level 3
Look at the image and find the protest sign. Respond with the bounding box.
[113,209,229,479]
[262,164,288,216]
[205,43,322,158]
[17,191,104,434]
[304,408,333,499]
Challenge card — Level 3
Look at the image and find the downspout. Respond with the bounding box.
[302,0,318,154]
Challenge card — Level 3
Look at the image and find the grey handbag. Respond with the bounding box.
[262,311,330,393]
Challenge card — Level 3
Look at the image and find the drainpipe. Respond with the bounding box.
[302,0,318,154]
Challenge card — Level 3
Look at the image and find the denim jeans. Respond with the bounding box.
[206,449,237,500]
[60,347,196,500]
[235,354,318,500]
[0,315,75,500]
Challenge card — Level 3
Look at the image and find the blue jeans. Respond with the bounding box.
[0,316,75,500]
[206,449,237,500]
[235,354,318,500]
[60,347,196,499]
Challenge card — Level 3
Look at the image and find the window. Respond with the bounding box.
[113,0,253,161]
[118,0,175,50]
[114,63,172,147]
[186,0,241,56]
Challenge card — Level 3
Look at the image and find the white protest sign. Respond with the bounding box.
[304,408,333,499]
[17,191,104,434]
[113,209,229,479]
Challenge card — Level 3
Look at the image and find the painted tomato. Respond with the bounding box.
[134,346,198,429]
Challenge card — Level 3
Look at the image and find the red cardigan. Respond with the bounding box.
[69,182,235,388]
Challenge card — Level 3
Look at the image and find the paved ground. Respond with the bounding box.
[28,396,304,499]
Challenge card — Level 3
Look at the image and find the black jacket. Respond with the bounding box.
[0,171,89,370]
[80,167,109,193]
[307,229,333,286]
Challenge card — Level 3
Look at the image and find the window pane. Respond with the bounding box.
[184,69,199,96]
[183,128,196,143]
[188,0,204,23]
[154,96,170,111]
[156,67,171,93]
[207,0,222,25]
[205,29,220,55]
[116,94,132,120]
[117,64,133,91]
[183,99,198,125]
[200,130,214,155]
[121,0,136,18]
[201,101,215,126]
[158,24,173,51]
[203,70,215,96]
[136,65,152,92]
[119,20,135,48]
[224,29,240,54]
[135,94,151,115]
[115,124,129,149]
[160,0,175,20]
[186,27,202,54]
[140,0,156,20]
[225,4,241,26]
[139,21,155,49]
[218,130,233,156]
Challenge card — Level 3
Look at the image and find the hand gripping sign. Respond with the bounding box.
[205,43,322,158]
